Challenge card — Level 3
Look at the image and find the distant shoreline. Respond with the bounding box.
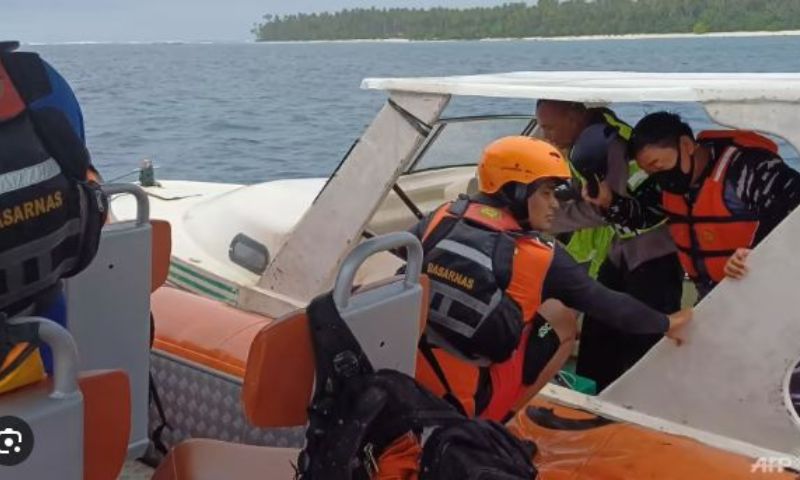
[260,29,800,44]
[517,29,800,42]
[23,30,800,46]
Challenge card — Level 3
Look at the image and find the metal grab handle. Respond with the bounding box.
[8,317,80,399]
[333,232,423,310]
[102,183,150,226]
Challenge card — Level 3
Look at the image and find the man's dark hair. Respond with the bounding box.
[628,111,694,158]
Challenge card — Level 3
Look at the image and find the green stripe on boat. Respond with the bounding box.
[170,261,238,294]
[168,270,237,303]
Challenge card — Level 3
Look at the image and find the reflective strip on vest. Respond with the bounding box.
[0,158,61,195]
[435,239,494,271]
[601,111,632,141]
[429,282,503,335]
[712,146,736,182]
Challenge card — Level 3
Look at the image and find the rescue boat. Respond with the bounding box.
[3,72,800,479]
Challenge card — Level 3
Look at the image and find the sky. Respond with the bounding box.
[3,0,517,43]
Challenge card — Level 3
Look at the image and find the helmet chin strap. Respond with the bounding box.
[508,202,530,224]
[495,184,531,224]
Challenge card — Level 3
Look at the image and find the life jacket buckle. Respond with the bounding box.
[362,442,380,477]
[333,350,360,378]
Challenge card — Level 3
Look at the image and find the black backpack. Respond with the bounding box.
[296,292,538,480]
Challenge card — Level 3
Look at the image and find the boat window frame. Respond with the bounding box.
[405,114,537,174]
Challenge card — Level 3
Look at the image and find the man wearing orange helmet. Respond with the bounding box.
[410,136,692,422]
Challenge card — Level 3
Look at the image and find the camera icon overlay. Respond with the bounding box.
[0,416,34,467]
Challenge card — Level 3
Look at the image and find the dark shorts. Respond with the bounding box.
[522,313,563,384]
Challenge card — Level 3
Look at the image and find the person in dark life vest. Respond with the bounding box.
[0,42,107,393]
[536,100,684,391]
[584,111,800,299]
[12,44,104,373]
[409,135,693,422]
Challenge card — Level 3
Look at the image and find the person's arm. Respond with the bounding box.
[550,188,608,234]
[729,150,800,236]
[542,245,669,334]
[602,177,667,230]
[721,150,800,280]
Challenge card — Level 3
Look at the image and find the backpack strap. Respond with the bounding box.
[298,293,375,478]
[420,195,470,253]
[308,292,375,389]
[418,335,468,416]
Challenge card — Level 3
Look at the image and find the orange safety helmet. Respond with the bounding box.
[478,136,571,195]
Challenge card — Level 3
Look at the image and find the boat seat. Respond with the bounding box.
[151,286,274,378]
[152,232,428,480]
[64,184,157,458]
[80,369,132,480]
[151,219,172,293]
[0,318,131,480]
[152,439,298,480]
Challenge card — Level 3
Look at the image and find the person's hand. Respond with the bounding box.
[581,180,613,210]
[724,248,751,280]
[666,308,693,346]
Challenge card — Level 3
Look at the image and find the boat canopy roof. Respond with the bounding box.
[362,71,800,103]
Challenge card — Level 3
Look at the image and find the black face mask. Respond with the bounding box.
[653,148,694,194]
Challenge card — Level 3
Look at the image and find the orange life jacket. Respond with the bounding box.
[415,197,554,419]
[661,130,777,285]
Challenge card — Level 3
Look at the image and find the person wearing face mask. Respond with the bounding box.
[536,100,684,391]
[585,111,800,299]
[408,136,692,423]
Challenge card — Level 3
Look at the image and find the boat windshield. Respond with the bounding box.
[407,115,535,173]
